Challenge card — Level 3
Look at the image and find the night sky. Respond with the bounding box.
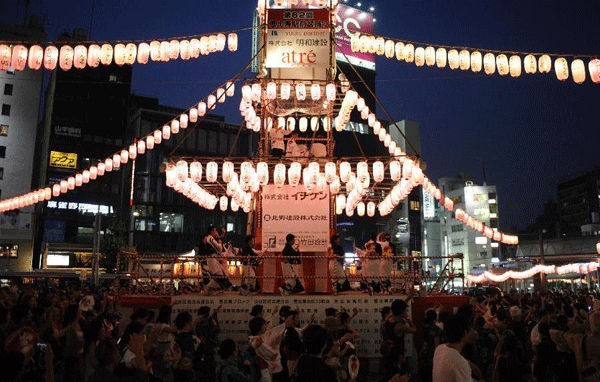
[2,0,600,232]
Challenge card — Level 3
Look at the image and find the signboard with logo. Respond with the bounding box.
[335,5,375,70]
[49,151,77,169]
[265,9,330,69]
[261,185,330,252]
[54,125,82,138]
[44,220,66,243]
[47,201,114,215]
[422,188,435,219]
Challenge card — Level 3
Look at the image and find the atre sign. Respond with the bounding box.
[265,9,330,69]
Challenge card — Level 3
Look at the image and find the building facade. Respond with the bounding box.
[0,20,45,271]
[557,166,600,236]
[438,174,500,273]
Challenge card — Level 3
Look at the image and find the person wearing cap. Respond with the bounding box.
[280,233,305,295]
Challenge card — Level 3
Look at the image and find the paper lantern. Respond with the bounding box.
[168,40,180,59]
[389,141,397,154]
[149,41,160,61]
[104,158,114,172]
[372,161,384,182]
[436,48,447,68]
[117,149,127,164]
[384,134,392,147]
[357,162,368,182]
[470,51,482,72]
[114,44,126,66]
[0,44,11,71]
[136,139,145,154]
[100,44,113,65]
[483,53,495,75]
[311,84,321,100]
[374,37,384,56]
[288,162,301,186]
[59,45,74,70]
[447,49,459,70]
[378,128,386,141]
[136,43,150,64]
[367,202,376,217]
[159,41,170,61]
[225,81,235,97]
[96,164,105,178]
[52,184,61,197]
[524,54,537,74]
[218,196,228,212]
[43,187,52,200]
[198,102,207,117]
[280,82,291,100]
[265,82,276,100]
[402,160,413,179]
[496,54,509,76]
[297,117,308,132]
[554,57,569,81]
[345,205,354,217]
[199,36,209,55]
[384,40,395,58]
[340,161,351,183]
[419,46,435,67]
[538,55,551,73]
[589,59,600,84]
[144,135,154,150]
[207,95,216,110]
[26,45,43,70]
[459,50,470,70]
[255,162,268,185]
[179,40,191,61]
[65,176,75,190]
[329,177,340,194]
[336,194,346,214]
[227,33,238,52]
[188,162,201,182]
[82,170,90,184]
[206,162,218,182]
[287,117,296,131]
[404,44,414,63]
[395,41,405,61]
[125,43,137,65]
[89,166,98,180]
[509,55,521,77]
[274,163,286,187]
[323,83,336,102]
[10,45,28,71]
[571,59,585,84]
[296,83,306,101]
[389,160,401,181]
[373,121,381,135]
[323,162,336,183]
[216,34,226,52]
[310,116,319,132]
[357,202,365,216]
[414,47,425,67]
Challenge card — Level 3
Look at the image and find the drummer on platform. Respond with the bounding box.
[280,234,305,295]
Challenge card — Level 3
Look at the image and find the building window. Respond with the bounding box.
[451,224,463,232]
[480,251,488,259]
[489,218,498,228]
[410,200,420,211]
[489,204,498,214]
[3,84,13,96]
[0,125,7,136]
[0,146,6,158]
[488,192,497,200]
[159,213,184,233]
[1,104,10,116]
[0,167,3,179]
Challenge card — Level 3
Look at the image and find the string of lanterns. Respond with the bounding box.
[0,80,237,213]
[350,33,600,84]
[467,261,600,283]
[0,32,238,72]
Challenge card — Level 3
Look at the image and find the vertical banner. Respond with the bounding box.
[265,9,331,69]
[261,185,330,252]
[335,5,375,70]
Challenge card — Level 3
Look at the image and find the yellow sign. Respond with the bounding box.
[49,151,77,169]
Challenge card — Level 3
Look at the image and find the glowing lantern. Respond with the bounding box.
[351,34,360,53]
[297,117,307,132]
[448,49,459,70]
[219,196,228,212]
[65,177,75,190]
[199,36,209,55]
[105,158,113,172]
[225,81,235,97]
[256,162,268,185]
[228,33,238,52]
[395,41,405,61]
[329,177,341,194]
[59,45,74,70]
[125,43,137,65]
[571,59,585,84]
[198,102,207,117]
[43,187,52,200]
[52,184,61,197]
[325,162,336,183]
[436,48,447,68]
[216,34,226,52]
[389,160,401,181]
[265,82,276,100]
[274,164,286,187]
[339,161,351,183]
[207,95,217,110]
[336,194,346,214]
[136,140,146,154]
[113,43,126,66]
[367,202,376,217]
[389,141,397,154]
[89,166,98,180]
[188,108,198,123]
[403,44,414,63]
[118,150,128,164]
[27,45,43,70]
[149,41,160,61]
[135,43,150,64]
[295,83,306,101]
[311,116,319,131]
[311,84,321,100]
[589,59,600,83]
[215,88,226,104]
[524,54,537,74]
[374,37,384,55]
[554,57,569,81]
[509,55,521,77]
[372,161,384,182]
[470,51,482,72]
[496,54,509,76]
[100,44,113,65]
[414,47,425,67]
[288,162,301,186]
[287,117,296,131]
[179,40,191,61]
[0,45,11,71]
[384,134,392,147]
[384,39,395,58]
[483,53,495,75]
[82,170,90,183]
[459,50,470,70]
[143,135,154,151]
[278,82,290,100]
[538,55,551,73]
[378,128,386,141]
[402,160,413,179]
[169,40,180,59]
[159,41,170,61]
[357,202,365,216]
[96,163,105,176]
[206,162,218,182]
[188,162,201,182]
[10,45,28,71]
[357,162,368,182]
[345,205,354,217]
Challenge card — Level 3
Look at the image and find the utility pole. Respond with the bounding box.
[92,214,102,286]
[539,231,546,292]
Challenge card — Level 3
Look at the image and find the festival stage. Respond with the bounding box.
[119,292,469,361]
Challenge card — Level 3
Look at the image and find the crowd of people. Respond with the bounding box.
[2,281,600,381]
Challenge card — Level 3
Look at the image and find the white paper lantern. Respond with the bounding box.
[496,54,509,76]
[311,84,321,100]
[483,53,496,75]
[589,59,600,84]
[404,44,414,63]
[340,161,351,183]
[137,140,146,154]
[104,158,113,172]
[59,45,74,70]
[357,202,365,216]
[295,83,306,100]
[448,49,459,70]
[538,55,552,73]
[336,194,346,214]
[310,116,319,132]
[299,117,308,132]
[385,39,395,58]
[120,150,129,164]
[395,41,405,61]
[375,37,385,56]
[509,55,522,77]
[176,160,189,181]
[524,54,537,74]
[372,161,384,182]
[220,196,228,211]
[414,47,425,67]
[87,44,101,68]
[288,162,301,186]
[459,50,470,70]
[206,162,218,182]
[329,177,341,194]
[470,51,482,72]
[554,57,569,81]
[198,102,207,117]
[287,117,296,131]
[257,162,269,185]
[266,82,277,100]
[228,33,238,52]
[389,160,401,181]
[89,166,98,180]
[222,161,234,183]
[424,46,435,67]
[82,170,90,183]
[274,163,286,187]
[436,48,447,68]
[73,45,87,69]
[325,162,336,183]
[280,82,291,100]
[190,162,202,182]
[571,59,586,84]
[112,154,121,169]
[207,94,216,110]
[326,82,336,101]
[356,162,368,182]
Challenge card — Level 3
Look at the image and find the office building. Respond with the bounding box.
[557,166,600,236]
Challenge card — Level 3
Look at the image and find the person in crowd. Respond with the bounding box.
[117,321,152,376]
[378,233,394,293]
[62,303,85,382]
[84,314,115,382]
[432,314,473,382]
[381,299,416,380]
[419,309,442,382]
[492,330,530,382]
[323,307,339,338]
[240,235,262,294]
[173,312,200,382]
[149,305,176,381]
[269,121,291,157]
[356,240,380,294]
[248,316,282,382]
[204,225,233,294]
[329,234,350,294]
[296,325,337,382]
[87,339,149,382]
[217,338,252,382]
[563,310,600,382]
[279,233,305,295]
[194,305,221,382]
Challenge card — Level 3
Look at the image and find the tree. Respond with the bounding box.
[100,218,128,273]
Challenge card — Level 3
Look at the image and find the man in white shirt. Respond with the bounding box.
[432,314,473,382]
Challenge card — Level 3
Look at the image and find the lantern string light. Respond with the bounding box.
[466,261,599,283]
[0,46,263,213]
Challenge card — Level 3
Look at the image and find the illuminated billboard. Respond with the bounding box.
[335,5,375,70]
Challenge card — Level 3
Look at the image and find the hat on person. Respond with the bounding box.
[286,233,295,243]
[5,326,37,354]
[79,295,95,312]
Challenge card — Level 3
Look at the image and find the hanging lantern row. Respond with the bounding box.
[0,33,238,72]
[242,81,337,104]
[334,90,358,132]
[467,261,599,283]
[0,81,235,213]
[258,0,341,16]
[454,206,518,245]
[350,33,600,84]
